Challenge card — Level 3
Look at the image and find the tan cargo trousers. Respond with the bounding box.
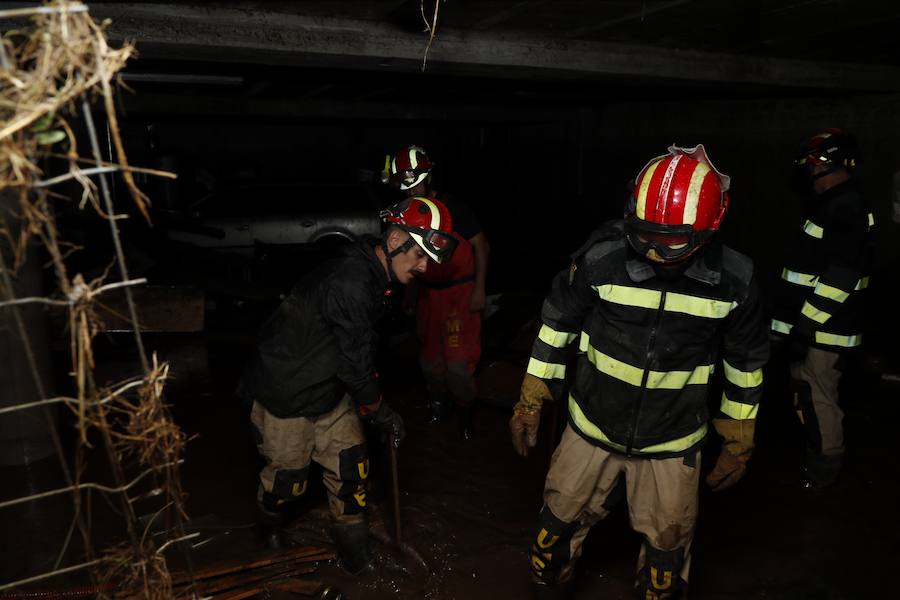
[790,347,844,455]
[532,424,700,597]
[250,396,369,524]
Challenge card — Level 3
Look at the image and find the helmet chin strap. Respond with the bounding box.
[382,235,417,282]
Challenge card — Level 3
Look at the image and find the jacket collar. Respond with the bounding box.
[625,243,722,287]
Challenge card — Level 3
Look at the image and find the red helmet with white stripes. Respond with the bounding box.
[625,144,730,264]
[381,196,456,263]
[385,145,433,191]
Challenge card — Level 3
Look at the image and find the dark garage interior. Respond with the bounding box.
[2,1,900,598]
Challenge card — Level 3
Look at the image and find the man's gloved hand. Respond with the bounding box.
[706,418,755,492]
[361,401,406,448]
[510,374,553,457]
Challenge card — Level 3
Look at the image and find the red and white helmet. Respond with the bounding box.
[624,144,730,264]
[381,196,456,263]
[384,145,433,191]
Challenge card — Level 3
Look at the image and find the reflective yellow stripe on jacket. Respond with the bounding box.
[569,395,707,454]
[584,343,712,389]
[782,269,869,291]
[526,358,566,380]
[769,319,862,348]
[594,284,736,319]
[537,324,576,348]
[803,220,824,239]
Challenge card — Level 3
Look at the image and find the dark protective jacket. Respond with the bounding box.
[770,179,874,352]
[237,239,389,418]
[527,220,769,458]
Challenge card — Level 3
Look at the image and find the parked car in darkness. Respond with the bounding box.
[163,182,382,253]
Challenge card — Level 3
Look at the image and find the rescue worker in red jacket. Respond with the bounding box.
[510,145,769,599]
[770,129,874,491]
[238,197,456,573]
[385,145,490,439]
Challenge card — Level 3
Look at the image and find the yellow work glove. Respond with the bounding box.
[706,418,755,492]
[510,374,553,457]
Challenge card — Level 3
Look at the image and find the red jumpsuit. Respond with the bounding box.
[416,202,481,409]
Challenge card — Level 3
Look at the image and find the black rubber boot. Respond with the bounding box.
[457,404,474,440]
[428,398,451,424]
[802,449,843,492]
[332,521,372,575]
[256,503,294,549]
[531,580,573,600]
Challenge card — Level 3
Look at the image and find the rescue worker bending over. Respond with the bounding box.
[238,197,456,574]
[770,129,874,491]
[385,145,489,440]
[511,145,769,599]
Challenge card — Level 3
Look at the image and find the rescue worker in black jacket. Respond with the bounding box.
[510,145,769,599]
[771,129,874,491]
[238,197,456,574]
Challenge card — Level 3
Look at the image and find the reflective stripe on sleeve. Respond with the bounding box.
[781,268,818,287]
[814,331,862,348]
[569,395,707,454]
[720,393,759,420]
[723,360,763,388]
[526,357,566,380]
[537,324,577,349]
[801,301,832,324]
[770,319,794,334]
[803,219,824,239]
[813,282,850,303]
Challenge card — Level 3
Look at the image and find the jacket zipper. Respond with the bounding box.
[626,289,666,456]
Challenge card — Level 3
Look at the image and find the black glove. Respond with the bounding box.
[366,403,405,448]
[787,330,810,364]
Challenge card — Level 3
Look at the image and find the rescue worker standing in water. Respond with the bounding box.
[770,129,874,491]
[385,145,490,439]
[238,197,456,573]
[511,145,769,599]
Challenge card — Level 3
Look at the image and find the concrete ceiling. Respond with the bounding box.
[10,0,896,116]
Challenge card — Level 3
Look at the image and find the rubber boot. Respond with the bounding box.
[332,521,372,575]
[256,496,294,550]
[428,398,448,424]
[802,449,843,492]
[457,404,474,441]
[531,580,573,600]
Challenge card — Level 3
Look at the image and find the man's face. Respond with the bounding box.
[403,176,429,198]
[389,233,429,283]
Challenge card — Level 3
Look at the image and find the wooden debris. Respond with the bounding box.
[165,546,333,599]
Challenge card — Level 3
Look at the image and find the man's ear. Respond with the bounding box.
[385,228,403,252]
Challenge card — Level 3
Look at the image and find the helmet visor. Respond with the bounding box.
[408,227,458,263]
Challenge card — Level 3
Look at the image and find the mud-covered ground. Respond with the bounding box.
[2,336,896,599]
[168,338,895,600]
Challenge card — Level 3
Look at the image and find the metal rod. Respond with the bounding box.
[80,98,149,372]
[0,559,102,593]
[0,4,89,19]
[389,434,402,546]
[0,461,182,511]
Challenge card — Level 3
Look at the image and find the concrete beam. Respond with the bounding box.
[119,92,562,123]
[89,3,900,91]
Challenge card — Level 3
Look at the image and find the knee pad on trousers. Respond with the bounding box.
[530,505,575,584]
[337,443,369,516]
[270,465,311,503]
[791,378,823,453]
[638,545,685,599]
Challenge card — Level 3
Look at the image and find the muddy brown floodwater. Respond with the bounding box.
[2,340,895,599]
